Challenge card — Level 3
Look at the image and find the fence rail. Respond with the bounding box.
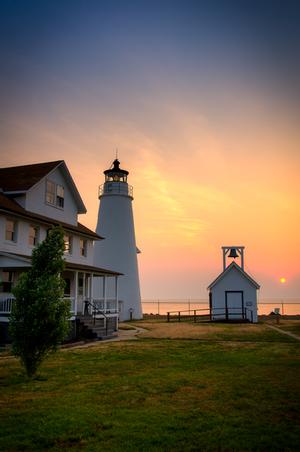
[166,307,255,323]
[142,299,300,316]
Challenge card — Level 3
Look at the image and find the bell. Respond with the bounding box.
[228,248,239,259]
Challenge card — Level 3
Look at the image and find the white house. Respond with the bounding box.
[207,247,260,323]
[0,160,121,343]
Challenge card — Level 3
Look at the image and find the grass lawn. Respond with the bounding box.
[1,324,300,451]
[131,319,299,342]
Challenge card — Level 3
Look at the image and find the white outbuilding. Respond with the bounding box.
[207,246,260,323]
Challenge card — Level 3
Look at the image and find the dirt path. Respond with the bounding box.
[265,324,300,341]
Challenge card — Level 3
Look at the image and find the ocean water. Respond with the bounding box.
[142,299,300,316]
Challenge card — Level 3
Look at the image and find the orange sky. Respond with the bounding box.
[0,1,299,298]
[1,91,299,298]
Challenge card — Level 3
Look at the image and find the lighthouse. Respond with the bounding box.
[94,159,142,321]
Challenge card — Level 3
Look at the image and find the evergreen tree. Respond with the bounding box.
[10,226,70,377]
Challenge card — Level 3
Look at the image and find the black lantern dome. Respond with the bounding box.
[104,159,129,183]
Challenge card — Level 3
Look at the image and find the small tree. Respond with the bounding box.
[10,226,70,377]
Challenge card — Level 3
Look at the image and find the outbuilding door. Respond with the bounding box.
[225,291,244,320]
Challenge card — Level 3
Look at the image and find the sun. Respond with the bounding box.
[279,277,286,284]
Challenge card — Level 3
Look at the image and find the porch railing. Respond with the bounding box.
[0,297,15,314]
[0,296,117,316]
[92,299,119,314]
[63,297,75,313]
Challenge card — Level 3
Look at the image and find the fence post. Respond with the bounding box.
[178,311,181,322]
[194,310,196,323]
[167,312,170,322]
[158,299,160,316]
[281,301,284,316]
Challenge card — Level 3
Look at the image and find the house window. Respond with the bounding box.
[5,219,17,242]
[64,234,72,254]
[46,180,64,209]
[64,278,71,297]
[56,185,64,208]
[29,225,39,246]
[46,180,56,205]
[80,239,87,257]
[0,271,14,292]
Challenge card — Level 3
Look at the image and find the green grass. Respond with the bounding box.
[1,336,300,451]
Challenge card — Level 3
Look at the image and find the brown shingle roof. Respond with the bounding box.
[0,161,63,191]
[0,192,103,240]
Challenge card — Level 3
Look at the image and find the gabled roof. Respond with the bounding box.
[0,161,63,191]
[0,192,102,240]
[0,160,86,214]
[207,262,260,290]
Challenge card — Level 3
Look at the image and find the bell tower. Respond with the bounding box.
[94,159,142,321]
[222,246,245,271]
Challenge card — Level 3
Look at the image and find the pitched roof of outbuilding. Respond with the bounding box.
[207,262,260,290]
[0,192,102,240]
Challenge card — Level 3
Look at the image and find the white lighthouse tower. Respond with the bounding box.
[94,159,142,321]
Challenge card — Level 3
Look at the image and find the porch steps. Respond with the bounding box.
[76,315,118,341]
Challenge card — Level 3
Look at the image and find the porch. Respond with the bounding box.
[0,262,122,341]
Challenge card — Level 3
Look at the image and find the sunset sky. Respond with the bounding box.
[0,1,299,298]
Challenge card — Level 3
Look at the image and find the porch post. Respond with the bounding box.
[115,276,119,313]
[115,276,119,330]
[74,271,78,315]
[103,275,107,313]
[83,273,86,302]
[91,273,94,303]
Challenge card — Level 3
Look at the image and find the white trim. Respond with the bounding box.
[207,262,260,290]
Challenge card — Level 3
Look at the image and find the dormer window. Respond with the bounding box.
[46,180,64,209]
